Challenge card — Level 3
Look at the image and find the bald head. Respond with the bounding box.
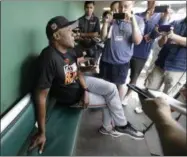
[119,1,135,13]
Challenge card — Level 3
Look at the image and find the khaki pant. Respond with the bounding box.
[145,66,186,97]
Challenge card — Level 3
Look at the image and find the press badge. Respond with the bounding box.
[115,36,123,41]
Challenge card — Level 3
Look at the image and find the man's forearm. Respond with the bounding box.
[37,102,46,134]
[36,90,48,135]
[131,16,143,45]
[155,117,187,156]
[170,34,187,47]
[101,23,109,40]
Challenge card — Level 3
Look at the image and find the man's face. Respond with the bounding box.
[85,3,94,16]
[111,2,119,13]
[55,26,75,48]
[119,1,134,13]
[147,0,156,10]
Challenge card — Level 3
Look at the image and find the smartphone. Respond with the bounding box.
[154,5,169,13]
[127,84,154,99]
[113,13,126,19]
[158,25,172,32]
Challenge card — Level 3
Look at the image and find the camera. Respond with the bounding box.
[158,25,172,32]
[113,13,126,19]
[154,5,169,13]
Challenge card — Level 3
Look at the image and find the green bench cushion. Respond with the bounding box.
[1,101,36,156]
[25,104,82,156]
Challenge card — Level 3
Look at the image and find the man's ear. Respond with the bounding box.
[53,32,60,40]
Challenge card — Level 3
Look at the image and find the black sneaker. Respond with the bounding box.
[115,122,144,140]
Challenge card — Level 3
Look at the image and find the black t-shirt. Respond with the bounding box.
[78,14,100,48]
[36,46,84,105]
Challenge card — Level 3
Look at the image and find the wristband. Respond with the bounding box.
[84,87,89,92]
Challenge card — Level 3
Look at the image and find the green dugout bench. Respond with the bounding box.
[1,94,83,156]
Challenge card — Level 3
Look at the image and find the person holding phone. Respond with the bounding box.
[123,1,171,105]
[145,17,187,98]
[100,1,145,101]
[110,1,119,14]
[141,97,187,156]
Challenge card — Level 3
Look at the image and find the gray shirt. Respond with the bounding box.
[101,15,145,64]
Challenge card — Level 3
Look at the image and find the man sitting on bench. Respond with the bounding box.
[29,16,144,154]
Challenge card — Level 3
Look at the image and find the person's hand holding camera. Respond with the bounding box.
[142,97,172,124]
[124,11,135,22]
[155,25,174,38]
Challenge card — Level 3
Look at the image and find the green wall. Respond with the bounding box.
[1,1,84,114]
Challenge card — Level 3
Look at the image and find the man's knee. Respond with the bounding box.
[107,82,118,94]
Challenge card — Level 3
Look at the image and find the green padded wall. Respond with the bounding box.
[1,0,84,114]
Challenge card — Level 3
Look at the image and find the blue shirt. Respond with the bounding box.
[155,18,187,72]
[101,15,145,64]
[133,12,168,60]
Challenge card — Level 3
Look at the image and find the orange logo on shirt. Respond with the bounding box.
[64,63,78,85]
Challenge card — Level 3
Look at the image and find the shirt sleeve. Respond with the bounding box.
[94,17,101,34]
[36,56,56,90]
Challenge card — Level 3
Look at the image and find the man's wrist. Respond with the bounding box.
[83,87,89,92]
[130,14,135,21]
[154,112,173,127]
[39,130,46,135]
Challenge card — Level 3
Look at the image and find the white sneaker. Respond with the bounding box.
[134,107,143,114]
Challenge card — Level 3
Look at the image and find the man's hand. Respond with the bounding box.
[124,11,134,22]
[144,34,152,43]
[155,25,174,37]
[29,133,46,154]
[103,16,112,24]
[79,90,89,108]
[142,97,172,123]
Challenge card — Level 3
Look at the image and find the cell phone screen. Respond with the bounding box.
[158,25,171,32]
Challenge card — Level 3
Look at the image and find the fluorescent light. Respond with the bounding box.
[141,1,186,5]
[103,7,110,11]
[158,1,186,5]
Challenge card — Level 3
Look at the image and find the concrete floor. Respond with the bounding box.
[75,55,186,156]
[75,80,186,156]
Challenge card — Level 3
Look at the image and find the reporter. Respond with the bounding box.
[141,97,187,156]
[100,1,145,101]
[145,17,187,97]
[124,1,171,101]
